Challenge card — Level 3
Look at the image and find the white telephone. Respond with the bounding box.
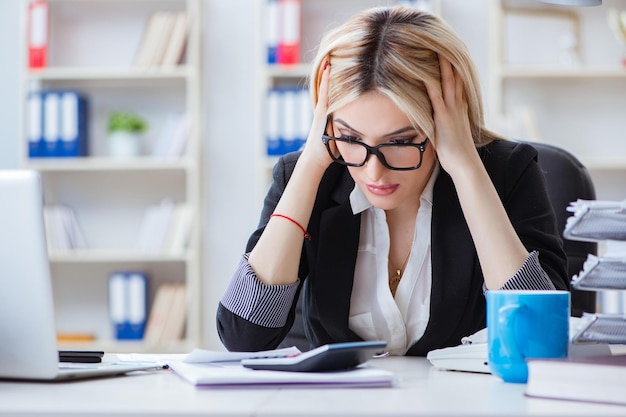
[426,317,611,374]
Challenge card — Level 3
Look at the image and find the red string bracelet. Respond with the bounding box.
[270,214,311,240]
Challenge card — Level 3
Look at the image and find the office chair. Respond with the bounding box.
[527,141,597,317]
[280,141,598,350]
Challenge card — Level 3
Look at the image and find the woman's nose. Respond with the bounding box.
[363,153,386,181]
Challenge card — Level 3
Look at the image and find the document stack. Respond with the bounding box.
[564,199,626,344]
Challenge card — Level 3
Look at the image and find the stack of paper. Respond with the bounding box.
[563,199,626,345]
[167,347,395,388]
[564,199,626,242]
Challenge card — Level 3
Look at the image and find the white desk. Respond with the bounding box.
[0,357,624,417]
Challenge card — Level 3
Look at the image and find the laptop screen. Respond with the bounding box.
[0,170,60,379]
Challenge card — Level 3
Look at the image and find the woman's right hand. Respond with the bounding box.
[299,61,335,171]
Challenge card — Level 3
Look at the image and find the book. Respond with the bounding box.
[135,198,175,251]
[151,12,177,66]
[158,283,187,344]
[43,205,88,251]
[160,12,189,66]
[28,0,48,69]
[526,354,626,406]
[151,112,190,158]
[143,284,176,346]
[165,204,194,253]
[133,12,176,67]
[143,283,186,347]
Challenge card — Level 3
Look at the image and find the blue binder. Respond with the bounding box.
[43,91,61,157]
[108,272,148,340]
[27,91,45,158]
[59,91,88,157]
[30,90,89,158]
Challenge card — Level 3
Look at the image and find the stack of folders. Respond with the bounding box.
[264,0,301,65]
[526,199,626,405]
[27,90,88,158]
[266,87,312,156]
[564,199,626,345]
[108,272,148,340]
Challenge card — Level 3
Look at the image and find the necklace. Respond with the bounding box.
[389,249,411,297]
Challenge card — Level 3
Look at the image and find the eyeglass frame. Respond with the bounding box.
[321,132,430,171]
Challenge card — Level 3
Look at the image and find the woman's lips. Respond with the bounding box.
[366,183,398,196]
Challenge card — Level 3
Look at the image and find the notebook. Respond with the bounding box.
[0,170,162,381]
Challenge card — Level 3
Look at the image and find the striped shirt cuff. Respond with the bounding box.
[221,254,300,328]
[483,251,556,293]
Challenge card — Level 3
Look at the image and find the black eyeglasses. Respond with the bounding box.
[321,134,429,171]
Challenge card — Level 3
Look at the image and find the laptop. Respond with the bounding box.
[0,170,163,381]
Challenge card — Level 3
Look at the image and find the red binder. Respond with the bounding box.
[28,0,49,69]
[277,0,300,65]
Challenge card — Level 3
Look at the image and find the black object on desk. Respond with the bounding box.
[58,350,104,363]
[241,341,387,372]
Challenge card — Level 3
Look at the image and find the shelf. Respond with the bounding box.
[24,157,193,172]
[20,0,203,351]
[500,66,626,79]
[26,66,196,81]
[48,249,191,264]
[58,338,194,354]
[266,63,311,79]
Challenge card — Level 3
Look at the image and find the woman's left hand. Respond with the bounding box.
[424,55,478,176]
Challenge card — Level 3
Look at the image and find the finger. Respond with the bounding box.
[315,59,330,116]
[424,78,442,107]
[308,61,331,142]
[453,64,464,103]
[439,55,455,104]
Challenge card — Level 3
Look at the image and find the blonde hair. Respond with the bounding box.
[310,6,498,146]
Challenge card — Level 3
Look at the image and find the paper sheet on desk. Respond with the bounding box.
[183,346,301,364]
[168,360,395,388]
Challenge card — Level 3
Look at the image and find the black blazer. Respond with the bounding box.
[217,140,569,355]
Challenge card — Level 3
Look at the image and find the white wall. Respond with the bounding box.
[0,0,20,169]
[200,1,262,349]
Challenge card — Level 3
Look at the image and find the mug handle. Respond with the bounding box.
[498,304,526,361]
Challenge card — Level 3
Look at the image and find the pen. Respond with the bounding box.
[112,361,169,369]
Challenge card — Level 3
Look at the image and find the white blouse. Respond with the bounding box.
[348,164,439,356]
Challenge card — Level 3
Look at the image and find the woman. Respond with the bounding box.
[217,6,568,356]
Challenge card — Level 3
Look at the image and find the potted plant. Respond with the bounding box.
[107,111,148,158]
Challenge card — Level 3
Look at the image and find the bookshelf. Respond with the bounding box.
[19,0,202,353]
[255,0,442,201]
[488,0,626,197]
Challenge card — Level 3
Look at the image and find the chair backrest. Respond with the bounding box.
[528,141,598,316]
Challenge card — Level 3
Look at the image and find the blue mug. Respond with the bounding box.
[486,290,570,383]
